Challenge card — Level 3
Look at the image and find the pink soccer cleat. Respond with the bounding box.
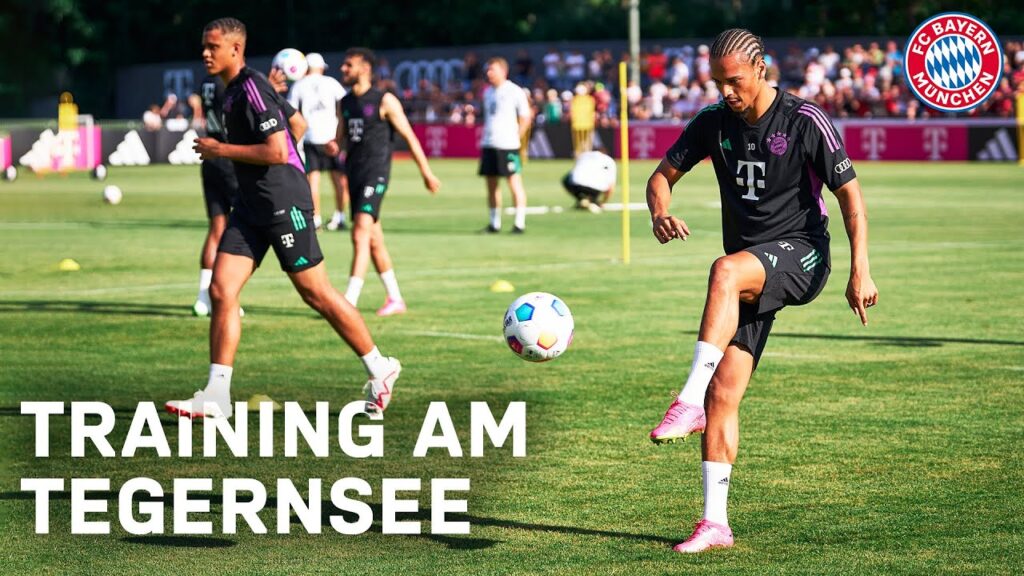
[649,399,706,444]
[673,519,734,553]
[376,298,407,317]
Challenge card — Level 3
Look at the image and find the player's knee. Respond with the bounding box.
[709,257,740,289]
[296,284,327,312]
[209,280,236,306]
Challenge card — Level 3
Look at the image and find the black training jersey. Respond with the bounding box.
[200,75,228,143]
[340,87,393,175]
[665,91,856,254]
[222,67,311,225]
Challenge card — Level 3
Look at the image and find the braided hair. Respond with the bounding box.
[710,29,765,66]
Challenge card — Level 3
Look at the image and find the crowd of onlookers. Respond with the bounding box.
[396,40,1024,125]
[148,39,1024,129]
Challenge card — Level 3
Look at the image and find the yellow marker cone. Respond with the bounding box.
[58,258,81,271]
[490,280,515,293]
[246,394,282,412]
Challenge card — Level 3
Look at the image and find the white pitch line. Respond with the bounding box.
[401,330,503,343]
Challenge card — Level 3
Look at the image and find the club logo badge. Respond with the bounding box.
[904,12,1003,113]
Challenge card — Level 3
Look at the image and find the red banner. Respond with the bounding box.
[612,123,683,160]
[843,123,968,161]
[0,136,10,169]
[413,124,484,158]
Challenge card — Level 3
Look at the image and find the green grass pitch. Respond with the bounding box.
[0,158,1022,575]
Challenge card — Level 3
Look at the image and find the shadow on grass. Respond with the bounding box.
[121,535,236,548]
[0,300,313,320]
[0,491,674,550]
[681,329,1023,348]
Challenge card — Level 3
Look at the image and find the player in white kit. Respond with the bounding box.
[478,57,533,234]
[562,150,617,212]
[288,53,350,230]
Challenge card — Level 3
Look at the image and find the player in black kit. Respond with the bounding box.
[166,18,401,421]
[192,74,306,317]
[645,29,878,553]
[326,47,440,317]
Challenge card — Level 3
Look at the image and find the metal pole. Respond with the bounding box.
[628,0,640,86]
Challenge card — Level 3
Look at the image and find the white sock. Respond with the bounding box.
[514,206,526,230]
[702,461,732,526]
[677,341,725,405]
[361,346,388,379]
[313,214,323,229]
[489,208,501,229]
[345,276,364,306]
[205,363,233,399]
[197,269,213,302]
[333,210,346,223]
[379,269,403,302]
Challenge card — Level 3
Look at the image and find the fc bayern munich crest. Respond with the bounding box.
[904,12,1003,113]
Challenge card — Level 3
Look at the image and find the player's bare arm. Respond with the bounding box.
[194,130,290,165]
[288,109,307,143]
[646,158,690,244]
[832,177,878,325]
[517,110,533,144]
[325,106,347,157]
[382,92,441,195]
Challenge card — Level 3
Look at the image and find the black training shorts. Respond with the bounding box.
[218,208,323,273]
[201,158,238,219]
[304,142,345,173]
[348,171,389,222]
[478,147,522,177]
[732,238,831,367]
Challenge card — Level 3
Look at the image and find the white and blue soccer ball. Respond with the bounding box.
[503,292,574,362]
[273,48,308,82]
[102,184,122,205]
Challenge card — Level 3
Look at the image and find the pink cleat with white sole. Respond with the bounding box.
[649,399,706,444]
[376,298,407,317]
[673,519,734,553]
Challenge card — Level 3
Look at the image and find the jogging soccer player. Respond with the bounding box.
[325,47,441,316]
[167,18,400,420]
[192,75,305,316]
[646,29,878,553]
[288,52,351,231]
[478,57,532,234]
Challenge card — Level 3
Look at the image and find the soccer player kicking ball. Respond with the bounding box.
[167,18,400,420]
[646,29,878,553]
[326,48,441,316]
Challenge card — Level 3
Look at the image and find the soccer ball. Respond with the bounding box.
[503,292,574,362]
[103,185,122,205]
[273,48,308,82]
[91,164,107,181]
[3,166,16,182]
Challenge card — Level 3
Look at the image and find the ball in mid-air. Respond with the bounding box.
[103,185,122,205]
[503,292,574,362]
[273,48,308,82]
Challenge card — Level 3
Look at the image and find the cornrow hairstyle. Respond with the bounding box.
[204,17,247,41]
[345,47,376,71]
[710,28,765,65]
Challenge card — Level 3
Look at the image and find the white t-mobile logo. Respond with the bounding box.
[735,161,766,201]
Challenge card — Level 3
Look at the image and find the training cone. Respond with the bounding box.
[490,280,515,293]
[58,258,81,271]
[246,394,282,412]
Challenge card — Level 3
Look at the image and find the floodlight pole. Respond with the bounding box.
[628,0,640,86]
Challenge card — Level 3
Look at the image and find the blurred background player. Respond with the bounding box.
[569,82,596,156]
[169,18,400,420]
[479,57,532,234]
[562,148,615,213]
[326,47,441,316]
[192,54,306,317]
[287,52,351,231]
[645,29,878,553]
[192,73,236,317]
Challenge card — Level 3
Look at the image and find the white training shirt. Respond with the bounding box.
[287,73,347,145]
[481,80,530,150]
[570,151,617,192]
